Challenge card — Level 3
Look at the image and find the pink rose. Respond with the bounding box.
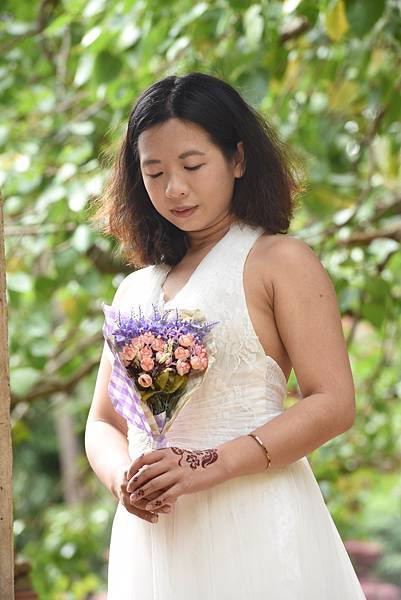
[194,344,207,357]
[138,373,153,388]
[178,333,195,347]
[131,336,144,350]
[140,357,154,372]
[139,346,153,359]
[174,346,190,360]
[189,356,203,370]
[192,355,208,371]
[121,345,137,361]
[199,356,208,370]
[176,360,190,376]
[151,337,165,352]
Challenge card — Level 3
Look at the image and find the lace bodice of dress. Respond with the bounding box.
[117,220,288,454]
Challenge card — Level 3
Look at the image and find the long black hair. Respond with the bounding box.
[90,71,303,267]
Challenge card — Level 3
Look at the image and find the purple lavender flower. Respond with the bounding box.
[106,303,218,350]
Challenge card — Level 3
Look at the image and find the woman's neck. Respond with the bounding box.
[186,213,238,255]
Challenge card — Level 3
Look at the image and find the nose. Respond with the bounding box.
[165,174,188,199]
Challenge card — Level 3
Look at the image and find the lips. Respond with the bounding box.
[171,205,198,218]
[171,205,197,212]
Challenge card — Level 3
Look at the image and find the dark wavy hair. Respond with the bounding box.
[90,71,303,267]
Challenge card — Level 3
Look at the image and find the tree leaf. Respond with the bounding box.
[164,373,186,393]
[73,54,95,88]
[141,390,159,402]
[325,0,349,42]
[345,0,385,37]
[243,4,264,48]
[6,272,32,293]
[94,51,123,84]
[10,368,41,396]
[155,369,170,390]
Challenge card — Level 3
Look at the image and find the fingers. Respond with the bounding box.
[145,485,182,511]
[126,462,167,494]
[114,464,173,523]
[127,449,165,480]
[120,486,161,522]
[127,485,177,513]
[129,486,175,510]
[129,505,160,523]
[129,472,173,503]
[143,483,183,511]
[155,504,173,514]
[127,498,172,517]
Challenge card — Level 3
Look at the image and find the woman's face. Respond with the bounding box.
[137,118,244,232]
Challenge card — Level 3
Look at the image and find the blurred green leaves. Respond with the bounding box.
[325,0,349,42]
[345,0,386,37]
[2,0,400,595]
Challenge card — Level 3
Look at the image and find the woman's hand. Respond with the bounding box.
[112,463,176,523]
[125,446,229,511]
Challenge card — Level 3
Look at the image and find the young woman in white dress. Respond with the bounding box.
[85,72,366,598]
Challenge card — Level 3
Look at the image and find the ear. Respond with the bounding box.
[234,141,246,178]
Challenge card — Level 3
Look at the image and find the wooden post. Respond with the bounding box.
[0,195,14,599]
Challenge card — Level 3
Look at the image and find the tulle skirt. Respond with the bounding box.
[107,455,366,599]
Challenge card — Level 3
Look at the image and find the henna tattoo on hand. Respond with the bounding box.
[171,447,218,469]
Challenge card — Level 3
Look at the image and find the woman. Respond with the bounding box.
[85,72,366,599]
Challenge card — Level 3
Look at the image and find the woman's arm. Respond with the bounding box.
[219,235,356,478]
[85,346,131,499]
[85,272,134,497]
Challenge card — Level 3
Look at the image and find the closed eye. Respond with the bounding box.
[146,164,204,179]
[185,164,204,170]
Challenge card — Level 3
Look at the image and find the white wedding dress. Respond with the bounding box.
[104,220,366,599]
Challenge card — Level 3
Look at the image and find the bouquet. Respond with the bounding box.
[102,302,218,449]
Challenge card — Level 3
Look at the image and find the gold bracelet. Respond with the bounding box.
[247,433,271,470]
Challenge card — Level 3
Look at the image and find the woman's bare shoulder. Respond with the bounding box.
[256,232,315,258]
[111,265,154,307]
[255,233,328,283]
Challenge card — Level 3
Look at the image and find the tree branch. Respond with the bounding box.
[280,16,310,43]
[339,224,401,246]
[11,356,100,408]
[85,244,133,275]
[46,331,104,376]
[5,223,76,236]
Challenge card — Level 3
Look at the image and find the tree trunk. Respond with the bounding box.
[0,195,14,598]
[54,393,84,505]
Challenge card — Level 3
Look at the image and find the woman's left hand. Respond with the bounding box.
[126,446,229,511]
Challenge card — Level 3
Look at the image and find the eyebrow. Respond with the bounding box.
[142,149,206,167]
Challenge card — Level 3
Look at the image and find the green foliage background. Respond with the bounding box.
[2,0,401,596]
